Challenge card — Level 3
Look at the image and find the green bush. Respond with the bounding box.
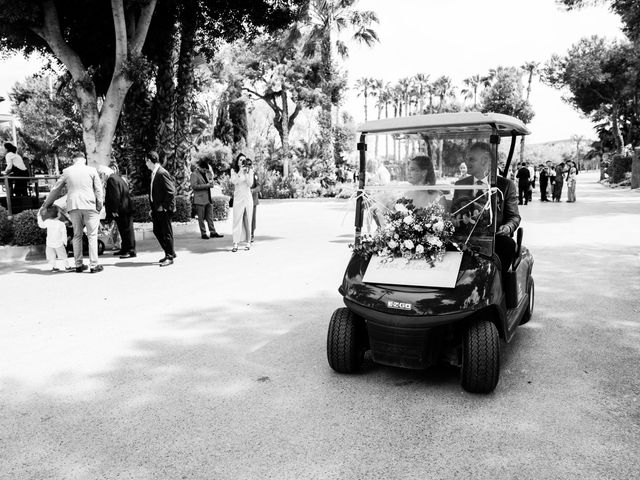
[12,209,46,246]
[211,196,229,220]
[607,155,632,183]
[131,194,228,222]
[174,196,191,222]
[130,195,151,222]
[192,140,233,177]
[0,205,13,245]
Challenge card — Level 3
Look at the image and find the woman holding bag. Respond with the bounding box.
[230,153,254,252]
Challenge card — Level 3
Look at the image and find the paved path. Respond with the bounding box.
[0,173,639,479]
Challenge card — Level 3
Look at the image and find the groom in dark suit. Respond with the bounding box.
[105,167,136,258]
[453,142,520,276]
[145,151,176,267]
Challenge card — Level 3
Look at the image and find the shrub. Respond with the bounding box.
[607,155,632,183]
[131,195,151,222]
[193,140,232,177]
[12,209,46,246]
[211,196,229,220]
[0,205,13,245]
[131,194,228,222]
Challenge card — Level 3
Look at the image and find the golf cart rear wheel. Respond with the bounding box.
[327,308,364,373]
[461,320,500,393]
[520,278,535,325]
[98,239,105,256]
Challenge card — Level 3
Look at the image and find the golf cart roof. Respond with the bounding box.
[357,112,530,138]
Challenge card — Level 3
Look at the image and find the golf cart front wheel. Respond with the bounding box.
[98,239,105,256]
[327,308,365,373]
[461,319,500,393]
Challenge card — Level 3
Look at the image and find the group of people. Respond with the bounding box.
[512,160,579,204]
[36,149,261,273]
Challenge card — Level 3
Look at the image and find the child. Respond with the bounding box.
[37,205,72,272]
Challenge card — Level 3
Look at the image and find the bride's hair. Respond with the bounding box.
[411,155,435,186]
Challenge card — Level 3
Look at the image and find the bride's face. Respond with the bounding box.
[408,161,426,185]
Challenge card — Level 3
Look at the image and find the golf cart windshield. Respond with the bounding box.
[353,113,529,258]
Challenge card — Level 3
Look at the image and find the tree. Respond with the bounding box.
[412,73,430,114]
[542,37,637,153]
[481,66,534,124]
[354,77,376,122]
[461,75,483,109]
[224,35,325,177]
[0,0,158,166]
[570,134,586,168]
[432,76,455,113]
[9,74,84,173]
[558,0,640,41]
[293,0,379,171]
[519,61,539,161]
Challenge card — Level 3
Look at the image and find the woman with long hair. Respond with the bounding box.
[230,153,254,252]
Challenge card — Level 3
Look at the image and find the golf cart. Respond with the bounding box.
[327,112,535,393]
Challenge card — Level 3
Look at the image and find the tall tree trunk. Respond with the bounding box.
[520,69,535,162]
[374,105,381,157]
[612,102,624,153]
[280,90,291,177]
[319,32,334,178]
[171,0,199,195]
[631,147,640,189]
[363,87,368,122]
[384,103,389,160]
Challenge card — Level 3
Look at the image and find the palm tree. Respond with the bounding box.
[461,74,483,109]
[519,61,540,161]
[571,134,585,167]
[354,77,376,122]
[295,0,379,170]
[376,82,393,159]
[412,73,430,114]
[369,78,385,157]
[432,76,455,113]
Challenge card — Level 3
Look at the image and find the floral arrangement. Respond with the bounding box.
[351,198,456,266]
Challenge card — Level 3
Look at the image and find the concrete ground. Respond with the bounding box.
[0,172,639,479]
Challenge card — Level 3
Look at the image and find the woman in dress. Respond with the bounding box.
[230,153,254,252]
[566,164,577,202]
[405,155,442,207]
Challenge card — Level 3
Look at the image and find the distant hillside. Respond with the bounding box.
[519,138,596,165]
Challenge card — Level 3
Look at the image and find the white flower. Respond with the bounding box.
[415,244,425,254]
[413,224,422,231]
[403,239,415,250]
[403,216,414,225]
[434,220,445,232]
[393,234,399,239]
[388,240,398,249]
[395,203,409,214]
[380,248,391,257]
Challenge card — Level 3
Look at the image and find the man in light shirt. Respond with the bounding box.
[1,142,28,196]
[42,152,104,273]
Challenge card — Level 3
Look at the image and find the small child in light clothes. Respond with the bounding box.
[37,206,72,272]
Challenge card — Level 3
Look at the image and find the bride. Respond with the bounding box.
[404,155,444,207]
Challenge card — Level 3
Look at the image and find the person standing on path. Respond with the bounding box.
[190,158,223,240]
[552,162,566,202]
[36,205,73,272]
[566,164,577,202]
[230,153,254,252]
[105,166,136,258]
[516,162,531,205]
[42,152,104,273]
[248,159,260,242]
[1,142,29,196]
[146,151,176,267]
[539,162,551,202]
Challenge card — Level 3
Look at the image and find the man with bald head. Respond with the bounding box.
[453,142,521,277]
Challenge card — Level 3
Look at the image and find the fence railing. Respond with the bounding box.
[1,175,60,216]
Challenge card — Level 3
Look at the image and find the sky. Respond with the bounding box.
[0,0,625,145]
[342,0,624,144]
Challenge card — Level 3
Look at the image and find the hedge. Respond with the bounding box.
[0,206,13,245]
[607,155,632,184]
[12,209,46,246]
[130,195,228,222]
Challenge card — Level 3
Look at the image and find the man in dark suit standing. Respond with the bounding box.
[516,162,531,205]
[190,158,223,240]
[453,142,521,277]
[145,151,176,267]
[105,166,136,258]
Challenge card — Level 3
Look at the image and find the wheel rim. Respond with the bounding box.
[529,282,535,314]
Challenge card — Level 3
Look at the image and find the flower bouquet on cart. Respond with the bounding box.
[351,198,456,267]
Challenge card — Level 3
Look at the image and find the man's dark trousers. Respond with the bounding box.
[518,183,528,205]
[540,177,548,201]
[152,211,175,258]
[196,203,216,236]
[115,214,136,253]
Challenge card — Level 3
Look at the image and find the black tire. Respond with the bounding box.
[98,240,105,256]
[520,277,535,325]
[327,308,365,373]
[461,319,500,393]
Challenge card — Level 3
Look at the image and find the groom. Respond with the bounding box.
[146,151,176,267]
[453,142,520,276]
